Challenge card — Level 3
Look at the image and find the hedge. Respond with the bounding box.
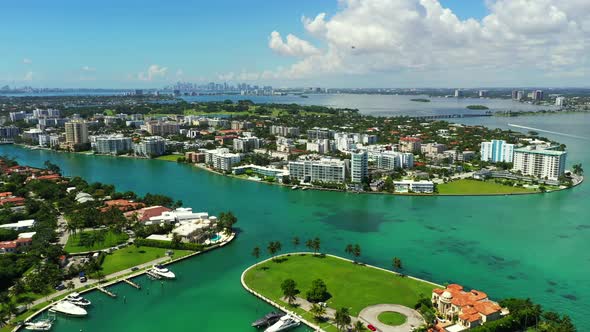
[134,238,204,251]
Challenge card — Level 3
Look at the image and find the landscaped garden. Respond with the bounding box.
[64,229,129,253]
[378,311,407,326]
[100,246,192,275]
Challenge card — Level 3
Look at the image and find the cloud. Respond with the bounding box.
[22,58,32,65]
[23,71,33,81]
[261,0,589,82]
[81,66,96,72]
[268,31,320,57]
[138,64,168,81]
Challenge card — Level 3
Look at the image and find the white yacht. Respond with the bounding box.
[65,292,91,306]
[24,319,53,331]
[264,315,300,332]
[49,301,87,317]
[291,186,298,190]
[150,265,175,279]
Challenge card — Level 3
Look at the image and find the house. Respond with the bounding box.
[432,284,507,331]
[0,238,33,254]
[101,199,145,212]
[75,192,95,203]
[124,205,172,222]
[0,192,25,207]
[0,219,35,231]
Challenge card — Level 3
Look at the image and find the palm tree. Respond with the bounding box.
[310,303,326,321]
[352,244,361,262]
[267,241,282,259]
[312,237,321,255]
[393,257,403,273]
[305,239,314,253]
[345,244,354,259]
[573,163,584,175]
[352,320,365,332]
[252,246,260,263]
[67,281,75,292]
[280,279,298,305]
[334,307,352,331]
[292,236,300,251]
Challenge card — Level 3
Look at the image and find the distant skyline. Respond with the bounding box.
[1,0,588,88]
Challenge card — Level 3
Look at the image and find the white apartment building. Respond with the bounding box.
[92,135,133,155]
[306,139,333,154]
[233,137,260,152]
[480,140,514,163]
[134,136,166,157]
[270,125,300,137]
[393,180,434,193]
[203,148,241,171]
[374,151,414,170]
[288,159,348,183]
[512,146,567,180]
[555,97,566,107]
[350,151,368,183]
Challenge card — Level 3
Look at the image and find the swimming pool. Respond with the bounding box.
[210,234,221,242]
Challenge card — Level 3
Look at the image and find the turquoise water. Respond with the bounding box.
[211,235,221,242]
[1,114,588,331]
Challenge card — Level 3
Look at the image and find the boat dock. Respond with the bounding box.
[123,278,141,289]
[146,270,161,280]
[97,286,117,298]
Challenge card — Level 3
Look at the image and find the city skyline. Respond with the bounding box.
[1,0,589,88]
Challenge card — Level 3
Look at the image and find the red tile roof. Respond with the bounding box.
[124,205,171,222]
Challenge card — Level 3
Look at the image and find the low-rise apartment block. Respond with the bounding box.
[288,158,348,183]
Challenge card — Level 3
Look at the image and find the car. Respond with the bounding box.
[367,324,377,331]
[54,283,66,291]
[131,267,139,271]
[79,276,87,283]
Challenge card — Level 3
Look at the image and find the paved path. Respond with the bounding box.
[359,304,424,332]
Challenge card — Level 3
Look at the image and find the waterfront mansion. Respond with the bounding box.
[432,284,509,331]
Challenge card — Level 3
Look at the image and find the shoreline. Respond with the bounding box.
[11,232,236,332]
[240,252,443,332]
[8,144,584,197]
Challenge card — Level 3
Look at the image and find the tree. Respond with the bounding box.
[44,160,61,175]
[352,244,361,262]
[310,303,327,321]
[352,320,365,332]
[67,281,75,291]
[312,237,321,254]
[280,279,298,305]
[292,236,300,251]
[573,163,583,176]
[393,257,403,273]
[305,239,314,252]
[219,211,238,232]
[345,244,354,258]
[171,233,182,249]
[335,307,352,331]
[267,241,282,259]
[306,279,329,303]
[252,246,260,262]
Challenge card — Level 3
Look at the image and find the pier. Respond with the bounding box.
[122,278,141,289]
[97,286,117,298]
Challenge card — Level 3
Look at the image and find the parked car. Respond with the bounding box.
[367,324,377,331]
[54,283,66,291]
[131,267,139,272]
[79,272,87,283]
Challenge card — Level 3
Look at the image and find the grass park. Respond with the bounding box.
[378,311,407,326]
[155,154,183,162]
[243,254,435,317]
[64,230,129,254]
[100,246,192,275]
[437,179,536,195]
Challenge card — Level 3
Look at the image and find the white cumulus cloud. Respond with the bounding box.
[138,64,168,81]
[22,58,32,65]
[261,0,589,83]
[23,71,33,81]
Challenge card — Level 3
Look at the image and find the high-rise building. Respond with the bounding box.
[374,152,414,170]
[512,90,525,101]
[65,120,89,145]
[532,90,544,101]
[270,125,300,137]
[480,140,514,163]
[232,137,260,152]
[93,135,133,155]
[555,97,566,107]
[478,90,488,97]
[133,136,166,157]
[288,159,348,183]
[0,126,20,139]
[512,146,567,180]
[350,151,368,183]
[307,128,335,140]
[454,89,463,98]
[146,121,180,136]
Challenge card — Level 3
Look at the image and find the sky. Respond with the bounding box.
[1,0,588,88]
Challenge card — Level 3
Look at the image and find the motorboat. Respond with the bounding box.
[65,292,91,306]
[264,315,300,332]
[291,186,299,190]
[251,311,285,328]
[150,265,175,279]
[24,319,53,331]
[49,301,87,317]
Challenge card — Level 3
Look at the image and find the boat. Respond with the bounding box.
[264,315,300,332]
[301,187,308,191]
[291,186,299,190]
[49,301,87,317]
[146,270,162,280]
[251,312,285,328]
[64,292,91,306]
[24,319,53,331]
[150,264,175,279]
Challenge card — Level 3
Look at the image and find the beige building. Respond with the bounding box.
[65,120,89,145]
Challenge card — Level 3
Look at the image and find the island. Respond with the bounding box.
[242,250,576,332]
[410,98,431,102]
[466,105,490,110]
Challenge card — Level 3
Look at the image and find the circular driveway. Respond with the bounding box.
[359,304,424,332]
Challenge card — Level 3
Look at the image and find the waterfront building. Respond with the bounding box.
[0,219,35,231]
[350,150,368,183]
[480,140,514,163]
[399,137,422,153]
[22,129,43,143]
[307,127,335,140]
[203,148,241,171]
[555,96,566,107]
[421,143,446,155]
[65,120,89,145]
[0,126,20,139]
[512,90,525,101]
[432,284,506,331]
[512,146,566,180]
[478,90,488,97]
[146,120,180,136]
[185,152,206,163]
[454,89,463,97]
[374,151,414,169]
[92,135,133,155]
[270,125,300,137]
[134,136,166,157]
[288,158,347,183]
[38,134,61,148]
[532,90,544,101]
[232,137,260,152]
[232,164,289,180]
[393,180,434,193]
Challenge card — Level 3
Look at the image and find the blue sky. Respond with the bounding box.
[1,0,586,88]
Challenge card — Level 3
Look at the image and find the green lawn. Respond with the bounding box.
[100,246,192,275]
[437,179,535,195]
[155,154,182,162]
[243,254,435,317]
[64,230,129,254]
[378,311,407,326]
